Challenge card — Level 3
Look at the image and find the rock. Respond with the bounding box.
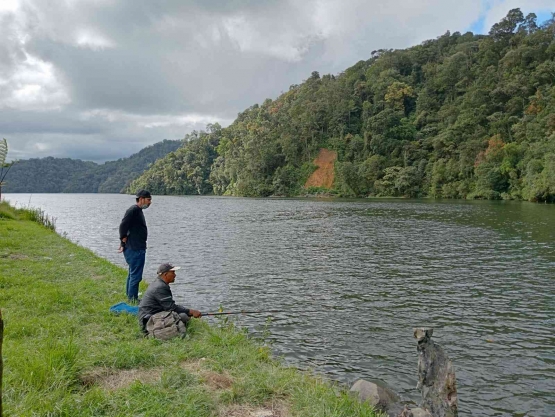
[414,328,458,417]
[397,405,433,417]
[411,408,433,417]
[350,379,401,415]
[397,405,413,417]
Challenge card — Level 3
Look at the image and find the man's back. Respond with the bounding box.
[119,205,148,250]
[138,278,170,324]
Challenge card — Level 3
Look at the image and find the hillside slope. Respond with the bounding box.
[127,9,555,201]
[4,139,182,193]
[2,157,96,193]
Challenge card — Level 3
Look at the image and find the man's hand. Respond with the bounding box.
[118,237,127,253]
[189,309,202,318]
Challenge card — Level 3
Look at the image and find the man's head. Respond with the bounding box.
[135,190,152,209]
[157,262,181,284]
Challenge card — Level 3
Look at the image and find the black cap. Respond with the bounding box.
[157,263,181,275]
[135,189,151,198]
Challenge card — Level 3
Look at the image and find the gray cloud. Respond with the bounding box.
[0,0,549,162]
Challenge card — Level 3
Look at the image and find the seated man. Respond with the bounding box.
[138,262,202,333]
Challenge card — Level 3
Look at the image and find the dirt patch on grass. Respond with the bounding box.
[203,370,234,390]
[80,367,163,390]
[180,359,234,390]
[219,402,289,417]
[304,148,337,189]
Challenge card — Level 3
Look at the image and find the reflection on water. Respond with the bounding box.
[4,194,555,417]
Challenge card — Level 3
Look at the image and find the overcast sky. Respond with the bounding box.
[1,0,553,163]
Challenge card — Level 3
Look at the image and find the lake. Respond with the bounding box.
[4,193,555,416]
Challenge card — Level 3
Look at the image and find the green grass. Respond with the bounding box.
[0,202,382,417]
[0,200,56,229]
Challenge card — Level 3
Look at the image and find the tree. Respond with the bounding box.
[489,8,524,41]
[0,139,18,201]
[384,81,415,114]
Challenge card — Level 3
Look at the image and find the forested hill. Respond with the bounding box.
[4,139,182,193]
[132,9,554,202]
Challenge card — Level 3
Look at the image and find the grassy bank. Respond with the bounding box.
[0,201,380,417]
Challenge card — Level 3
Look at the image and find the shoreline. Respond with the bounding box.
[0,201,382,416]
[6,191,554,205]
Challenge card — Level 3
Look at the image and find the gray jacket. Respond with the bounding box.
[138,277,190,326]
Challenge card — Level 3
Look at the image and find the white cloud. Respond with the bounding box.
[33,142,51,151]
[310,0,484,66]
[0,52,70,111]
[75,30,116,50]
[0,0,552,162]
[0,0,19,14]
[80,109,232,129]
[222,11,322,62]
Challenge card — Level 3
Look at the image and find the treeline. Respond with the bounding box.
[133,9,555,201]
[5,140,182,193]
[130,128,220,195]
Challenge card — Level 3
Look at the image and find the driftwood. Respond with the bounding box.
[414,328,458,417]
[351,327,458,417]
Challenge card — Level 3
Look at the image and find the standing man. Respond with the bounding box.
[119,189,152,303]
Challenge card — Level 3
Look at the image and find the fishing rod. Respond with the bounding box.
[201,309,283,316]
[201,308,329,316]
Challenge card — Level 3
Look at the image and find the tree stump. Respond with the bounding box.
[414,328,458,417]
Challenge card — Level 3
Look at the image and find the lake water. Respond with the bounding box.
[4,193,555,416]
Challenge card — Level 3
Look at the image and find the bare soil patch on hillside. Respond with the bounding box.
[304,148,337,189]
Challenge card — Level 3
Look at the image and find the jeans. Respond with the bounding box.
[123,248,146,302]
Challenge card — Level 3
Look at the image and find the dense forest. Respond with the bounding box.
[4,140,182,193]
[130,9,555,202]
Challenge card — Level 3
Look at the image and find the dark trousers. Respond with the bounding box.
[178,313,191,324]
[123,248,145,301]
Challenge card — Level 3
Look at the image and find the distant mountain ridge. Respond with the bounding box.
[4,139,183,193]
